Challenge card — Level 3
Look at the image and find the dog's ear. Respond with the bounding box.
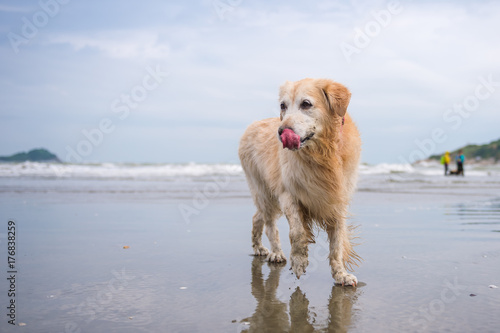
[322,81,351,118]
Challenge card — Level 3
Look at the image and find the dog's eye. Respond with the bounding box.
[300,100,312,109]
[280,103,287,111]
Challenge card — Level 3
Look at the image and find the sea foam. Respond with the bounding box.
[0,161,498,179]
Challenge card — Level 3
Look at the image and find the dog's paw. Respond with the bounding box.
[266,251,287,263]
[253,245,270,257]
[333,271,358,287]
[290,255,308,279]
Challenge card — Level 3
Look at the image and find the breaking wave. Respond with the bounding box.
[0,161,498,179]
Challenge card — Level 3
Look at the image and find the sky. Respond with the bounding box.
[1,0,499,164]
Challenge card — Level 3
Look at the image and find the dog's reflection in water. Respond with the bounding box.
[240,257,360,333]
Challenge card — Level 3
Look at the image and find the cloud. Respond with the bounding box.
[48,31,170,59]
[1,0,500,163]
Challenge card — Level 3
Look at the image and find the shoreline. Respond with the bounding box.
[0,171,499,332]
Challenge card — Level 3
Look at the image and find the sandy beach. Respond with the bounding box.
[0,162,499,332]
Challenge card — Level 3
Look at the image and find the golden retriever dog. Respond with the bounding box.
[238,78,361,286]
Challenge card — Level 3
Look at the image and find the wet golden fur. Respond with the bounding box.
[238,78,361,285]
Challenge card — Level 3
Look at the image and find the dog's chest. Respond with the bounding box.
[282,164,336,211]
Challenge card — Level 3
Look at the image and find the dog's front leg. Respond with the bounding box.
[327,221,357,287]
[280,193,309,278]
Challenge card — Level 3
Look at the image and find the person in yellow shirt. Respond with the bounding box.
[440,151,451,175]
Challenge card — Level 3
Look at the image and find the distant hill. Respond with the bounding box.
[0,148,61,163]
[429,138,500,163]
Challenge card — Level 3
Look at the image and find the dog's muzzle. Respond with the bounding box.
[278,128,314,150]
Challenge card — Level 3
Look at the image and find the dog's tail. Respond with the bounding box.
[344,224,362,272]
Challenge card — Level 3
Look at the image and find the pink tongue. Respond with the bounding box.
[280,128,301,150]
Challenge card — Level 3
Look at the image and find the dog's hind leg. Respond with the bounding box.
[252,207,286,262]
[264,210,286,263]
[280,193,309,278]
[252,211,270,256]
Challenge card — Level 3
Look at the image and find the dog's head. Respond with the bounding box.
[278,78,351,151]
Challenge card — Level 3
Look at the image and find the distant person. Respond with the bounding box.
[456,150,465,176]
[440,151,450,175]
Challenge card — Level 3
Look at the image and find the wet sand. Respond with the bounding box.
[0,175,499,332]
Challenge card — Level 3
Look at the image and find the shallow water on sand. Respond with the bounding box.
[0,173,499,332]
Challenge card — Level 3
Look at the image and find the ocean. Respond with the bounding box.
[0,161,499,332]
[1,161,500,201]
